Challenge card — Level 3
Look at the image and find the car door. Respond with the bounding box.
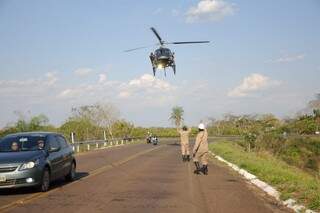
[46,135,63,180]
[56,135,73,176]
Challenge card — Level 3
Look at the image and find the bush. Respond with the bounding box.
[246,133,320,174]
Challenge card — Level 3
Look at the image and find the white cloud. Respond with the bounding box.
[118,74,175,105]
[57,84,98,99]
[0,72,58,91]
[57,73,175,107]
[268,53,305,63]
[98,73,107,84]
[45,72,58,86]
[186,0,236,23]
[127,74,172,91]
[118,91,130,98]
[73,68,93,77]
[0,72,60,126]
[228,73,280,97]
[58,89,77,98]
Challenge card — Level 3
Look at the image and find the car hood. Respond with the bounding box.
[0,151,44,164]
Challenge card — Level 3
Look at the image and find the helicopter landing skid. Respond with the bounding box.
[152,67,156,76]
[172,64,176,75]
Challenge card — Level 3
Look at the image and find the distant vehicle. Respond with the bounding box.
[123,135,132,142]
[146,136,152,144]
[0,132,76,192]
[151,136,158,145]
[125,27,210,77]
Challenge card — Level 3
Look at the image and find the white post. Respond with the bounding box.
[103,131,107,141]
[121,140,124,145]
[87,144,90,151]
[71,132,75,143]
[96,142,99,149]
[104,142,107,147]
[116,140,118,146]
[71,132,75,151]
[110,141,113,146]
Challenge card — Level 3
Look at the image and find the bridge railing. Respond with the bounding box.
[70,137,142,153]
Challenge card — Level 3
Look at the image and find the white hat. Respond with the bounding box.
[198,123,205,130]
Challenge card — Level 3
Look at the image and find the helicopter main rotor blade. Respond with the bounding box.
[167,41,210,45]
[124,44,156,52]
[150,27,163,45]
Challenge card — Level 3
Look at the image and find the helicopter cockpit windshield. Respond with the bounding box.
[155,48,171,57]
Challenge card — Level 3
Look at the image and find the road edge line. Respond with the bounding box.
[208,150,316,213]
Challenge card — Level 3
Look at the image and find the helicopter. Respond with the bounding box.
[125,27,210,76]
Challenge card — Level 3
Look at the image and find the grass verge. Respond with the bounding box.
[209,141,320,211]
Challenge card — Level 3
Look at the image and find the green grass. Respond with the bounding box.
[209,141,320,211]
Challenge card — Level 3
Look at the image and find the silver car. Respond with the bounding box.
[0,132,76,192]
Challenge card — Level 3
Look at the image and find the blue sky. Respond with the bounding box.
[0,0,319,127]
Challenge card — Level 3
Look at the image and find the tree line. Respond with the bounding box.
[0,103,181,141]
[204,94,320,175]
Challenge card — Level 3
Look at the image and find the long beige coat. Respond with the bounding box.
[193,130,208,155]
[178,128,191,155]
[193,130,209,164]
[178,128,191,145]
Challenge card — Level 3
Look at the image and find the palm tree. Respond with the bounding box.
[169,106,184,128]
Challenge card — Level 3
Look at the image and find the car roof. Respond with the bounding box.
[4,132,60,138]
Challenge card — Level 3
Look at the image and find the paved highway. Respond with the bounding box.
[0,140,290,213]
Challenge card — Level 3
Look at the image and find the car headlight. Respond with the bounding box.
[20,159,39,170]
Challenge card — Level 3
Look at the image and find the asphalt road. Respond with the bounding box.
[0,140,290,213]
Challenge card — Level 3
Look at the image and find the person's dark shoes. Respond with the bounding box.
[194,162,201,174]
[186,155,190,162]
[182,155,186,162]
[202,165,208,175]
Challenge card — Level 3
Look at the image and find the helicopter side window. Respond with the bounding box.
[155,50,161,57]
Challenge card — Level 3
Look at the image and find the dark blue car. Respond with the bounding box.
[0,132,76,192]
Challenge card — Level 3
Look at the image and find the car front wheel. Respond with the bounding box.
[39,168,50,192]
[65,162,76,182]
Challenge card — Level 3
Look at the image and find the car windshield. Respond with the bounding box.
[0,135,47,152]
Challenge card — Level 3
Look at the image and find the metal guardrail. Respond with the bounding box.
[70,138,142,153]
[69,136,242,153]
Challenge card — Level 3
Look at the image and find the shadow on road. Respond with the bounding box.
[167,143,180,146]
[0,172,89,196]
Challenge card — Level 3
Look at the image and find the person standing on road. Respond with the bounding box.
[192,123,209,175]
[177,126,191,162]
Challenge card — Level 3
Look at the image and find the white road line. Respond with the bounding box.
[208,150,316,213]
